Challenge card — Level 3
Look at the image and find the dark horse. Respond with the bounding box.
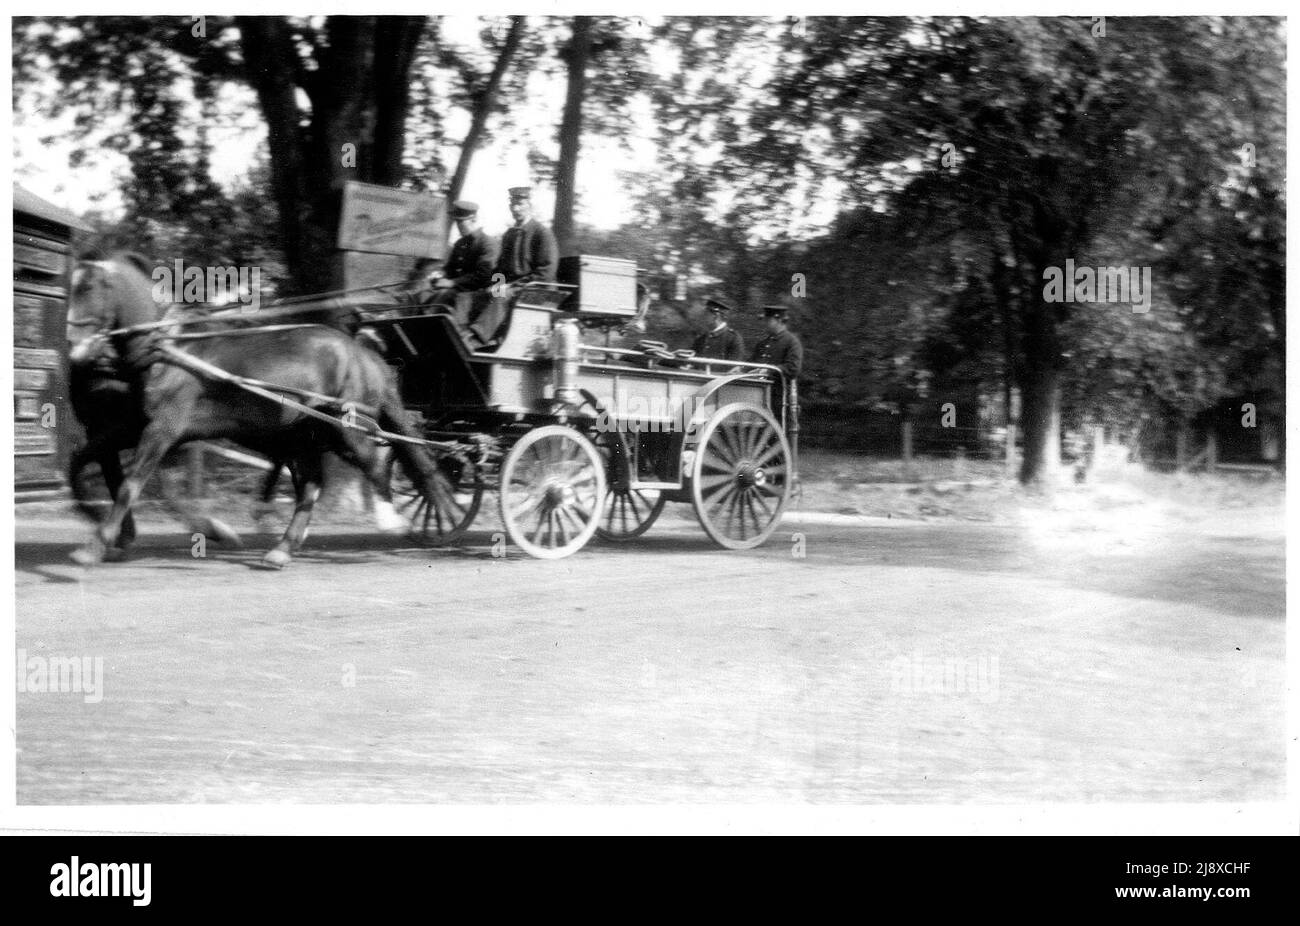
[67,253,252,556]
[66,253,449,568]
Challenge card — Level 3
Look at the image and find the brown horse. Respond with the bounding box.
[66,253,450,568]
[66,252,253,556]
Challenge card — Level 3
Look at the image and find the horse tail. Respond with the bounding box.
[353,345,447,505]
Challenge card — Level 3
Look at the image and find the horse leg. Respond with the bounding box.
[68,442,108,524]
[330,433,409,533]
[251,461,284,527]
[102,453,138,546]
[263,454,322,569]
[69,441,139,561]
[153,453,243,549]
[71,422,177,566]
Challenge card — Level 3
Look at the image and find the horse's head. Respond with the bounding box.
[67,252,163,364]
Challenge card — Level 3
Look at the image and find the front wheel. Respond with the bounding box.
[499,426,606,559]
[388,449,483,544]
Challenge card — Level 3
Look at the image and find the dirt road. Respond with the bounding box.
[14,504,1285,804]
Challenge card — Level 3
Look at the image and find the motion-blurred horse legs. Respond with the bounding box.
[332,432,408,533]
[262,454,323,569]
[72,419,178,565]
[251,461,284,528]
[68,441,135,560]
[153,461,242,549]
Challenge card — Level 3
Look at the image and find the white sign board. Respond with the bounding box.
[337,181,447,258]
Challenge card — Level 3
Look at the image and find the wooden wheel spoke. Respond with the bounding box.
[704,436,737,470]
[719,422,745,465]
[531,507,553,546]
[724,485,745,537]
[699,471,737,491]
[753,438,784,468]
[702,447,735,474]
[511,490,546,523]
[552,507,571,547]
[745,490,767,536]
[566,502,593,527]
[739,418,762,459]
[704,479,739,516]
[597,483,663,542]
[607,494,627,532]
[387,447,480,544]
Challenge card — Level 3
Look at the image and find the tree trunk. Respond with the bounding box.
[554,17,594,257]
[372,17,428,186]
[237,18,316,293]
[237,16,425,295]
[447,17,525,207]
[1017,277,1063,484]
[1018,366,1061,483]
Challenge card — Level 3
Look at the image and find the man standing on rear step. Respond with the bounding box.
[467,186,558,347]
[692,296,745,361]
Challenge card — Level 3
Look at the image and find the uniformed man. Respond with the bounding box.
[692,296,745,361]
[433,200,499,298]
[467,186,558,345]
[750,304,803,381]
[495,186,558,286]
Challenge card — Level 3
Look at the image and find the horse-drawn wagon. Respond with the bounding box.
[66,252,798,563]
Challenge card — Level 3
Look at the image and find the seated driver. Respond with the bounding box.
[430,200,499,322]
[465,186,558,347]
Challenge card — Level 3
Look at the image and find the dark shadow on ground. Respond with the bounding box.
[15,517,1283,620]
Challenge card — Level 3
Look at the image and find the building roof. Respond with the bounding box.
[13,183,92,232]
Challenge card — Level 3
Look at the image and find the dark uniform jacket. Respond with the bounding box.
[444,228,499,291]
[750,328,803,380]
[495,218,558,284]
[692,325,745,361]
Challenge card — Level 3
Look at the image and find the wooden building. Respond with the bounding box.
[13,184,89,496]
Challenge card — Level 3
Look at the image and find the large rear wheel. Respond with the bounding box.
[690,403,791,550]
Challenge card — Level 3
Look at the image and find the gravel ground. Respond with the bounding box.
[14,461,1285,805]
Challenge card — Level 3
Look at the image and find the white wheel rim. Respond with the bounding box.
[500,426,606,559]
[691,404,790,550]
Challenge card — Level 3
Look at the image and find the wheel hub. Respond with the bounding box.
[544,481,575,508]
[736,462,767,488]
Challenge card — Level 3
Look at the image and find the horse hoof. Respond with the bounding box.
[262,549,291,569]
[374,503,410,534]
[203,518,243,549]
[70,540,107,566]
[102,546,130,563]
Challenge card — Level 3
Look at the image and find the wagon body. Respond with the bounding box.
[361,263,797,558]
